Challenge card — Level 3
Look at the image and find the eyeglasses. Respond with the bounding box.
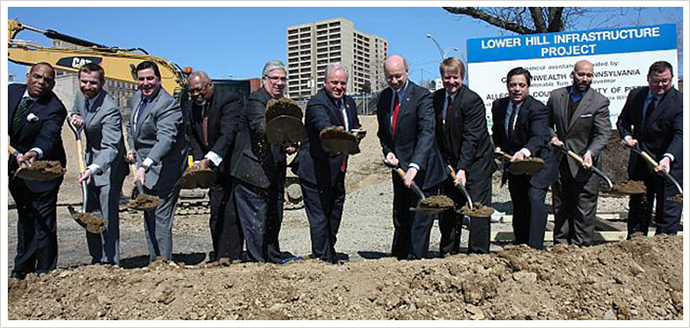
[649,78,672,85]
[266,76,287,82]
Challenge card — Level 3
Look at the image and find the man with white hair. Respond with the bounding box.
[293,62,361,264]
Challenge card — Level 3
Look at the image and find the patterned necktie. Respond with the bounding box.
[392,92,401,134]
[11,97,32,137]
[507,103,518,137]
[202,104,209,146]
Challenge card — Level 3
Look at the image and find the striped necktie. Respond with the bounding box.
[11,97,32,137]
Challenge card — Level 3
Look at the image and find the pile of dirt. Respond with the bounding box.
[72,211,106,234]
[265,98,303,123]
[460,203,495,218]
[600,132,630,184]
[320,126,360,155]
[7,235,683,320]
[604,181,647,197]
[668,194,683,203]
[127,193,161,211]
[419,195,455,209]
[14,160,65,181]
[180,166,216,189]
[507,157,544,175]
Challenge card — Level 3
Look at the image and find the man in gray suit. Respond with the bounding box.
[126,61,187,263]
[68,63,128,265]
[548,59,611,246]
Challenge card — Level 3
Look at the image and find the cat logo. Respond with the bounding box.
[55,56,103,69]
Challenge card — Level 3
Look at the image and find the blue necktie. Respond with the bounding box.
[136,98,148,126]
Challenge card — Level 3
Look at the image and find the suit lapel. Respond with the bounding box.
[9,86,25,128]
[84,91,104,130]
[135,91,159,137]
[394,85,412,139]
[567,89,593,132]
[494,98,508,145]
[557,89,569,133]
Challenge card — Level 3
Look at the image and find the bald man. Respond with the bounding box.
[9,63,67,279]
[548,60,611,246]
[377,55,447,260]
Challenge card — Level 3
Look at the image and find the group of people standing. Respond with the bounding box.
[8,54,683,278]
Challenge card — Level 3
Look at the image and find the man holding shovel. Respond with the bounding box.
[67,63,128,265]
[377,55,447,260]
[617,61,683,236]
[547,60,611,247]
[126,61,187,263]
[432,58,495,255]
[8,62,66,279]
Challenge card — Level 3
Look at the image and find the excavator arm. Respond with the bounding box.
[8,19,187,95]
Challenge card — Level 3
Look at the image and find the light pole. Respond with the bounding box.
[426,33,458,61]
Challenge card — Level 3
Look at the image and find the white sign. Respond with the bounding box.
[467,24,678,129]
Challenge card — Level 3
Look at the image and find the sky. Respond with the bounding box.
[5,4,685,84]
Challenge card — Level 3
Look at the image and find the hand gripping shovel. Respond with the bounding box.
[121,124,161,211]
[447,165,495,219]
[384,161,453,215]
[66,120,105,234]
[555,144,614,190]
[9,144,65,181]
[630,145,683,202]
[446,165,473,210]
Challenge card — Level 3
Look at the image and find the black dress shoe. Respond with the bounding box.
[10,271,26,280]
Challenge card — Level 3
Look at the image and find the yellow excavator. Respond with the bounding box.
[9,19,188,95]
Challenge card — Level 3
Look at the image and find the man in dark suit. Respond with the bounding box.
[377,55,447,260]
[8,62,67,279]
[185,70,243,262]
[432,57,495,255]
[231,60,297,263]
[548,60,611,246]
[617,60,683,236]
[491,67,557,250]
[67,63,128,264]
[293,62,361,264]
[126,61,187,263]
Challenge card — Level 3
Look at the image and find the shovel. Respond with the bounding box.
[66,120,105,234]
[446,165,473,210]
[555,144,614,190]
[121,123,161,211]
[495,149,544,175]
[384,161,452,215]
[630,146,683,194]
[8,144,31,178]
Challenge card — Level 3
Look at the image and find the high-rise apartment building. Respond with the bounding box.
[286,18,388,99]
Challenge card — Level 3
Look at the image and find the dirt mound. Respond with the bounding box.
[14,160,65,181]
[460,203,495,218]
[600,132,630,184]
[72,211,106,234]
[127,193,161,211]
[604,180,647,197]
[320,126,360,155]
[507,157,544,175]
[265,98,303,123]
[180,166,216,189]
[419,195,454,209]
[7,235,683,320]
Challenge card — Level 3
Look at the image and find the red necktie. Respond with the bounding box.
[392,92,401,134]
[340,100,347,172]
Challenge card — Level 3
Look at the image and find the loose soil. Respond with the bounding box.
[14,160,65,181]
[127,193,161,211]
[7,235,683,320]
[604,181,647,197]
[265,98,303,123]
[180,166,216,190]
[668,194,683,203]
[507,157,545,175]
[72,211,106,234]
[461,203,495,218]
[419,195,455,209]
[600,132,631,184]
[320,126,360,155]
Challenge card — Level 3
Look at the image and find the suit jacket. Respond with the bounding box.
[126,89,187,191]
[70,90,128,187]
[547,86,611,182]
[491,95,557,188]
[293,88,361,188]
[230,88,288,189]
[432,85,495,176]
[376,81,447,190]
[8,83,67,193]
[616,86,683,179]
[185,86,243,182]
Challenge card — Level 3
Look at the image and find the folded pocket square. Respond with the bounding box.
[580,113,593,118]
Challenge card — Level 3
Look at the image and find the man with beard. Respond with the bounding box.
[432,57,495,255]
[491,67,557,250]
[185,70,243,263]
[617,61,683,237]
[293,62,361,264]
[126,60,187,263]
[67,63,128,264]
[377,55,447,260]
[8,62,66,279]
[231,60,297,263]
[547,60,611,247]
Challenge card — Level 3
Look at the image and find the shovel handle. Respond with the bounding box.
[392,166,426,200]
[447,165,473,210]
[8,145,21,157]
[494,149,514,161]
[636,149,683,194]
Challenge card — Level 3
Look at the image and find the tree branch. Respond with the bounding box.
[443,7,537,34]
[529,7,547,32]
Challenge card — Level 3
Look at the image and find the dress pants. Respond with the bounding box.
[391,174,439,260]
[439,168,492,255]
[10,177,62,276]
[300,173,346,263]
[508,174,548,249]
[209,179,243,261]
[552,168,599,246]
[85,174,125,264]
[143,185,181,263]
[628,161,683,236]
[234,180,284,263]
